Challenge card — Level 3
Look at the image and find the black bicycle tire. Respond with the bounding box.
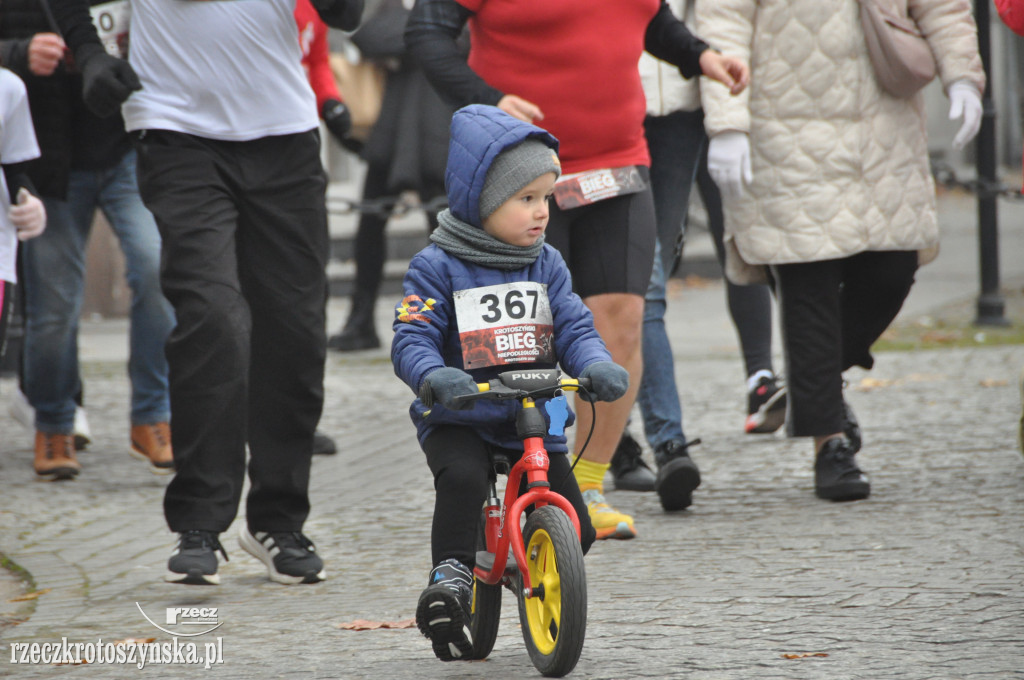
[469,511,502,659]
[517,505,587,677]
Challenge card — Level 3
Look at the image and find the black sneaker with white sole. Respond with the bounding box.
[238,527,326,584]
[415,559,474,662]
[745,375,787,434]
[166,530,227,585]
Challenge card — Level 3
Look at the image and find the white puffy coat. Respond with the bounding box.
[697,0,985,284]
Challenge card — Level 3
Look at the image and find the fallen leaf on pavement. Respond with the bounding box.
[920,331,960,344]
[857,377,895,390]
[781,652,829,659]
[9,588,51,602]
[337,618,416,630]
[979,378,1008,387]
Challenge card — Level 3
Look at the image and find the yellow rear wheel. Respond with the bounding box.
[469,510,502,659]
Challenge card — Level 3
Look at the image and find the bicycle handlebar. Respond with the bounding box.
[419,368,592,409]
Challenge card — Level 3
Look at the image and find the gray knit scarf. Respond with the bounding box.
[431,209,544,270]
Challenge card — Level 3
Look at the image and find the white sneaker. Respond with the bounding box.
[8,390,91,451]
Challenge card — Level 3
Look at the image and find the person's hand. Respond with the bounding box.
[707,131,752,200]
[579,361,629,403]
[322,100,363,153]
[10,189,46,241]
[322,98,353,141]
[948,79,982,150]
[78,44,141,118]
[422,367,478,410]
[28,33,65,77]
[497,95,544,123]
[698,50,749,96]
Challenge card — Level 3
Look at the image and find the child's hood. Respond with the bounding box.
[445,104,559,228]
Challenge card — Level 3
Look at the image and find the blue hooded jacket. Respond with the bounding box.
[445,104,559,228]
[391,105,612,452]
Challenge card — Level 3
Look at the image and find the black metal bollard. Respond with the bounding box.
[974,0,1009,326]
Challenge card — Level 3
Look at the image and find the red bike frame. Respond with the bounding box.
[474,406,582,596]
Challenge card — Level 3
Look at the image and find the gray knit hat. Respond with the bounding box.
[479,138,561,222]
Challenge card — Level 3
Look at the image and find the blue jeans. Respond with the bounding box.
[636,111,706,450]
[23,149,174,433]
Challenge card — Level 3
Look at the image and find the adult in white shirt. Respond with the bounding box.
[53,0,363,586]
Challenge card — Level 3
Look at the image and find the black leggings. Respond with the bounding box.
[423,425,596,569]
[773,250,918,438]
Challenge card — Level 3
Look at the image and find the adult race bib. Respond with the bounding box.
[454,282,555,369]
[553,166,647,210]
[90,0,131,59]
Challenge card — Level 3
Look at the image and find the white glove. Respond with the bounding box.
[10,188,46,241]
[707,130,752,200]
[948,79,982,150]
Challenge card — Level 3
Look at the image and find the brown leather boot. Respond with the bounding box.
[130,422,174,475]
[34,432,81,480]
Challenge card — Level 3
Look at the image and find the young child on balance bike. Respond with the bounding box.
[392,104,629,662]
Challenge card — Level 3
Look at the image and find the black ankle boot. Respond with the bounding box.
[328,295,380,352]
[610,432,656,492]
[842,400,862,453]
[814,437,870,501]
[653,438,702,511]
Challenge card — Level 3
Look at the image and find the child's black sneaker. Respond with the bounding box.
[416,558,474,661]
[814,437,870,501]
[745,374,787,434]
[166,530,227,585]
[238,527,326,584]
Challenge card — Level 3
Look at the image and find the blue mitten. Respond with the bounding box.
[579,361,629,403]
[422,367,478,410]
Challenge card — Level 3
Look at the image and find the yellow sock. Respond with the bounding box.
[573,458,609,491]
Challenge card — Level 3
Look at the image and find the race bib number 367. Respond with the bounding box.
[454,282,555,369]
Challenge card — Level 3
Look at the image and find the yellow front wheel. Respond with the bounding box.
[517,505,586,677]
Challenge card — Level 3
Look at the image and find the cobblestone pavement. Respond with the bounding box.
[2,294,1022,679]
[2,192,1023,679]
